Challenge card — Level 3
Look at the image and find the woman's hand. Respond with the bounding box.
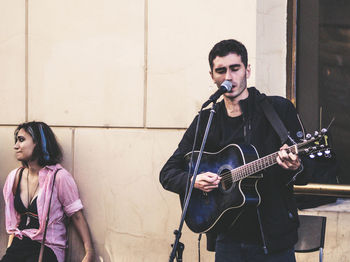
[82,249,95,262]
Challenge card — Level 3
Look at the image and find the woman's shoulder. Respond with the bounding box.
[3,167,23,195]
[48,164,78,188]
[7,167,23,180]
[41,164,72,183]
[51,164,73,178]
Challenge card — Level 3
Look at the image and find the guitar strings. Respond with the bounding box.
[217,142,305,184]
[210,137,320,185]
[216,150,284,184]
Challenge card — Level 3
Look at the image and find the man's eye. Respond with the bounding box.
[230,66,239,71]
[216,69,226,74]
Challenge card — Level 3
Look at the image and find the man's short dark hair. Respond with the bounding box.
[208,39,248,71]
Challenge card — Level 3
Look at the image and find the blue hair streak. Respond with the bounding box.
[39,124,50,161]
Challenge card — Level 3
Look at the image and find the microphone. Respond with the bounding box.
[202,80,233,108]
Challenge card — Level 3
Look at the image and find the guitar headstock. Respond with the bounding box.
[297,128,332,159]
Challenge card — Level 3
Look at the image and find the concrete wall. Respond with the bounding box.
[0,0,302,261]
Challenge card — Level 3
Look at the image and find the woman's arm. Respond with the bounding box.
[71,210,94,262]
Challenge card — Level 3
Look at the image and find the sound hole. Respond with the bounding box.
[219,168,234,192]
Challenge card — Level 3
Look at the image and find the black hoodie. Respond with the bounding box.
[160,87,305,253]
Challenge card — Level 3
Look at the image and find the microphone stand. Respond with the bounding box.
[169,102,218,262]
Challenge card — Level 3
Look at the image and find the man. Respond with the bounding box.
[160,39,302,261]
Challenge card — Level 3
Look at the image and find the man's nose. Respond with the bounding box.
[225,69,232,81]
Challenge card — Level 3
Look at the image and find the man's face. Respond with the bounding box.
[210,53,251,101]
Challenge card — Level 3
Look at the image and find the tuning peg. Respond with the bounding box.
[314,131,319,137]
[321,128,327,134]
[309,154,315,159]
[296,131,304,139]
[324,149,332,158]
[306,134,312,139]
[317,151,323,157]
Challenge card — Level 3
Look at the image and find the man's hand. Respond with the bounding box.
[191,172,222,192]
[277,144,301,170]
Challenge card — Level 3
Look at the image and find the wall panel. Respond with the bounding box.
[73,128,215,261]
[256,0,288,96]
[0,1,26,124]
[28,0,145,127]
[147,0,257,128]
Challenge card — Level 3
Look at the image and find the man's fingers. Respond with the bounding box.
[193,172,222,192]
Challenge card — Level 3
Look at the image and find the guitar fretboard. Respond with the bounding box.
[230,145,297,182]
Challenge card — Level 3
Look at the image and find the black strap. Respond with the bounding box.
[260,99,289,145]
[12,167,24,195]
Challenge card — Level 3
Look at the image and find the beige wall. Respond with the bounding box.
[4,0,345,261]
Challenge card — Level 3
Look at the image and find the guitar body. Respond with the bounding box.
[182,144,263,234]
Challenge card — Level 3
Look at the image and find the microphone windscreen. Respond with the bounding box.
[221,80,232,92]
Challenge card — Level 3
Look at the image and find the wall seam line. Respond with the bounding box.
[143,0,149,128]
[25,0,29,121]
[0,124,186,131]
[71,128,75,176]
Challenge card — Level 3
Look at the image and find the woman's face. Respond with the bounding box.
[14,128,37,162]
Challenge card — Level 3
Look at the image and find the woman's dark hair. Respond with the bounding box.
[208,39,248,71]
[14,121,63,167]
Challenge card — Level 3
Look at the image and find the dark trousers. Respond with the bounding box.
[0,236,58,262]
[215,237,296,262]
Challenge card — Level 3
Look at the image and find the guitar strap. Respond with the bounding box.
[259,98,292,254]
[260,98,289,145]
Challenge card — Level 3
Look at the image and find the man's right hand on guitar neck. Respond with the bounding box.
[191,172,222,192]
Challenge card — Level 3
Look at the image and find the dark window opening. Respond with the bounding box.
[287,0,350,183]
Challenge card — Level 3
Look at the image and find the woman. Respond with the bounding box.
[1,121,94,262]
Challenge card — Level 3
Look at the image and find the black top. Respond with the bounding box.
[14,168,40,230]
[219,113,260,242]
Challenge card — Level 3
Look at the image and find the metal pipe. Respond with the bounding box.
[294,183,350,198]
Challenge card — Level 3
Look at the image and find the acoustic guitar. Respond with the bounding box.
[181,131,329,234]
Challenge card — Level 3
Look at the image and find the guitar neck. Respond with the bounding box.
[231,144,297,182]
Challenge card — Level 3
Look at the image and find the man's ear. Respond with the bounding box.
[246,64,251,79]
[209,70,214,82]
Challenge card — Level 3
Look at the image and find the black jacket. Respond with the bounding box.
[159,87,304,253]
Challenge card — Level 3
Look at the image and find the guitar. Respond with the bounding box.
[181,130,330,234]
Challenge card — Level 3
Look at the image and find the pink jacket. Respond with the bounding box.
[3,164,83,262]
